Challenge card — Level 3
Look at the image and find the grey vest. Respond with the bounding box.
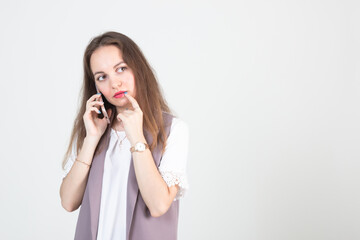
[74,113,179,240]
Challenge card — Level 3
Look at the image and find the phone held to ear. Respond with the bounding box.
[95,85,110,124]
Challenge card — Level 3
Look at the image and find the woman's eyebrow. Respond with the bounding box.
[93,61,125,76]
[113,61,125,69]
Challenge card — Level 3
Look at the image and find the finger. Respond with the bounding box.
[117,112,124,121]
[123,109,134,115]
[90,101,104,107]
[88,107,102,115]
[117,109,133,118]
[124,94,140,109]
[86,95,102,109]
[116,112,130,124]
[87,93,102,104]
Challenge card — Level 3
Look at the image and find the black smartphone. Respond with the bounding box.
[95,85,110,124]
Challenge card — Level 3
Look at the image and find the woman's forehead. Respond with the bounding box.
[90,46,124,71]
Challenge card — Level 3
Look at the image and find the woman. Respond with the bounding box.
[60,31,189,240]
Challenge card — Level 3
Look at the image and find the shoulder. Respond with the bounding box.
[171,117,188,131]
[168,117,189,142]
[162,111,174,126]
[161,111,188,129]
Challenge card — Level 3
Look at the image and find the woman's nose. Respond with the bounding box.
[110,76,123,88]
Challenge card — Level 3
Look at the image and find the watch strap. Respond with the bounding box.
[130,142,149,153]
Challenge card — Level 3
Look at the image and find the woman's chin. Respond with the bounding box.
[112,97,128,105]
[114,102,132,110]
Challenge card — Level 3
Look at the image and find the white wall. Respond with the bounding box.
[0,0,359,239]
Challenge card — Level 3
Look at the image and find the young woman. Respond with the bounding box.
[60,31,189,240]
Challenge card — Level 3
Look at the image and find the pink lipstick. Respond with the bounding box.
[114,91,127,98]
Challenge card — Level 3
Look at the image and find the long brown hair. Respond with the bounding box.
[62,31,172,169]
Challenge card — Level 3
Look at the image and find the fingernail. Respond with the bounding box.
[97,93,101,95]
[124,91,128,94]
[97,109,101,114]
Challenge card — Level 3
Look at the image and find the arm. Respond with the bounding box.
[60,92,111,212]
[59,136,100,212]
[117,94,181,217]
[131,136,180,217]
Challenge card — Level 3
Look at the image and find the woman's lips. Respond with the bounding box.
[114,91,127,98]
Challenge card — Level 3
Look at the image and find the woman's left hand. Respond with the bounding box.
[116,94,145,145]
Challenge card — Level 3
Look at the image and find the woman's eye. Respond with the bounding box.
[117,67,126,73]
[97,75,106,81]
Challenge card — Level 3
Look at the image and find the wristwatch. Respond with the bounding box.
[130,142,149,153]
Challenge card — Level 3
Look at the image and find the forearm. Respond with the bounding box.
[60,136,100,212]
[132,137,178,217]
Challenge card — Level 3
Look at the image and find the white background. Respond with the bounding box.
[0,0,359,239]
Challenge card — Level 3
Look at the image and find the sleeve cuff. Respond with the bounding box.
[159,168,189,201]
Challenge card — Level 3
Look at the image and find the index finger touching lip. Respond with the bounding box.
[125,94,140,108]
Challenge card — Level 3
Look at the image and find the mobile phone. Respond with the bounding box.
[95,85,110,124]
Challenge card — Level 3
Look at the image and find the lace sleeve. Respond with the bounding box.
[158,118,190,201]
[159,167,189,201]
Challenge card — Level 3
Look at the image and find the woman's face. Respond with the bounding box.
[90,45,136,109]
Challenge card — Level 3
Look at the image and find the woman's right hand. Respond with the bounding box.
[83,93,112,139]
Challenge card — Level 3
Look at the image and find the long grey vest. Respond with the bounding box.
[74,112,179,240]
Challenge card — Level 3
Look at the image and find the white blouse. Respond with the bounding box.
[63,118,189,240]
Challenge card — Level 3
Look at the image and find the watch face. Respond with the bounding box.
[136,142,146,151]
